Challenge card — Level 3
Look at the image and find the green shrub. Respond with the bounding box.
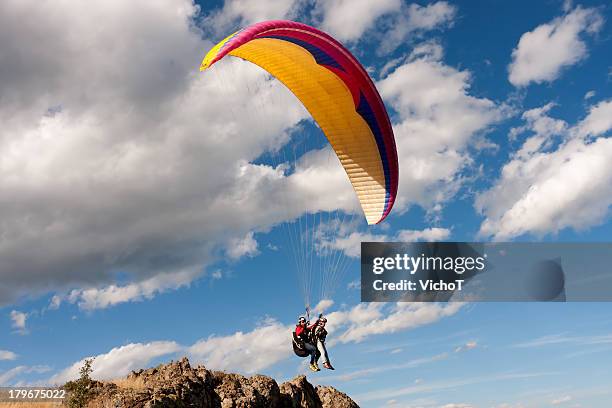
[64,358,95,408]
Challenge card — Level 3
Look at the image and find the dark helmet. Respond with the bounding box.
[298,316,306,324]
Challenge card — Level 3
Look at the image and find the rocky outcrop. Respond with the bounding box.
[83,357,358,408]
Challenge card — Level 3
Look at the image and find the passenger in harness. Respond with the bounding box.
[292,316,321,371]
[313,316,334,370]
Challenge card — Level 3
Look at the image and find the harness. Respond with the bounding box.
[292,326,320,359]
[292,331,309,357]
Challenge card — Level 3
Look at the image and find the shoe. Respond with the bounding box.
[323,362,335,370]
[309,363,319,372]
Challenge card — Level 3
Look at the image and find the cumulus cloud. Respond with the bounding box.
[0,0,496,315]
[396,228,451,242]
[65,267,200,310]
[0,350,18,361]
[189,318,292,374]
[49,322,290,379]
[508,6,604,86]
[408,40,445,62]
[507,103,568,153]
[10,310,27,334]
[48,295,62,310]
[378,2,457,55]
[49,341,182,384]
[314,0,401,42]
[477,100,612,240]
[574,99,612,138]
[313,299,334,313]
[204,0,302,37]
[326,302,464,344]
[226,231,260,260]
[1,0,372,308]
[379,56,507,215]
[319,230,387,259]
[322,227,451,259]
[313,0,455,48]
[47,300,461,377]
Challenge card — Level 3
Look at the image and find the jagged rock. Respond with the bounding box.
[278,375,319,408]
[212,372,281,408]
[315,386,359,408]
[81,357,358,408]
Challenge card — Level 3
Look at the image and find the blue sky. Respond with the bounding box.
[1,0,611,407]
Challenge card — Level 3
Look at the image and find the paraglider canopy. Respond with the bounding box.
[201,20,398,225]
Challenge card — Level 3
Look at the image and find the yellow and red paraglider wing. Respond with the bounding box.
[201,20,398,224]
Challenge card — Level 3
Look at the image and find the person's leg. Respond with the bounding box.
[317,339,330,364]
[305,342,317,364]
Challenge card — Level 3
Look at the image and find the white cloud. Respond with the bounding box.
[508,6,604,86]
[226,231,260,260]
[0,0,372,308]
[49,341,182,384]
[205,0,302,37]
[379,55,507,215]
[66,267,200,310]
[188,318,292,374]
[327,302,464,344]
[409,41,445,62]
[584,90,595,100]
[46,300,462,378]
[575,99,612,138]
[48,295,62,310]
[0,0,490,313]
[320,227,452,259]
[321,230,387,258]
[0,350,18,361]
[313,0,455,49]
[551,395,572,405]
[313,299,334,314]
[10,310,27,334]
[0,366,50,386]
[507,103,568,155]
[314,0,401,42]
[477,100,612,240]
[396,228,451,242]
[378,2,457,55]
